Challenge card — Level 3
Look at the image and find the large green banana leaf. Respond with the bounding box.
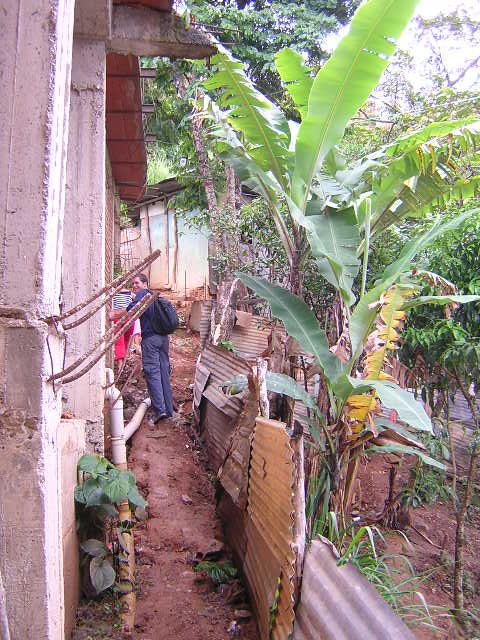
[292,0,419,212]
[301,207,360,307]
[384,117,479,157]
[371,174,480,235]
[274,48,313,120]
[349,208,480,356]
[266,372,320,415]
[204,49,291,188]
[237,273,345,386]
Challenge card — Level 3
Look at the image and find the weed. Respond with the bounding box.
[193,560,237,584]
[74,454,146,596]
[218,339,235,352]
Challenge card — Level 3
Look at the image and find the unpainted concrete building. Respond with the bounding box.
[121,181,210,298]
[0,1,214,637]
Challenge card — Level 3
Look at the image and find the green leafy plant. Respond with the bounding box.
[193,560,237,584]
[400,432,454,509]
[202,0,480,537]
[74,455,147,596]
[218,339,235,352]
[324,515,450,632]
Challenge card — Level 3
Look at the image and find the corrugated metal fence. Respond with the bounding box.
[193,306,415,639]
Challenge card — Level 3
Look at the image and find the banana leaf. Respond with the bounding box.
[204,47,291,187]
[237,273,345,386]
[275,48,313,119]
[348,377,432,433]
[292,0,419,211]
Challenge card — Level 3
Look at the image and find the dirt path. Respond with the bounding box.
[126,331,258,640]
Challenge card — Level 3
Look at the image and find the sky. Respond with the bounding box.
[322,0,479,92]
[417,0,479,19]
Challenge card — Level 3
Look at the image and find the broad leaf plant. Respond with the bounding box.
[203,0,480,530]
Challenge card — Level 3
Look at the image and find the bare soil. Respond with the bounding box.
[128,330,257,640]
[72,327,479,640]
[72,330,258,640]
[357,455,480,639]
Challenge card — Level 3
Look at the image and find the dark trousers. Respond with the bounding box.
[141,334,173,417]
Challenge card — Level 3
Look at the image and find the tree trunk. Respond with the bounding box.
[289,248,304,297]
[210,277,239,345]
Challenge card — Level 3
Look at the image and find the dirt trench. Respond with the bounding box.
[124,331,258,640]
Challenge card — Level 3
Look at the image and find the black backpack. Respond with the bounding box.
[151,296,179,335]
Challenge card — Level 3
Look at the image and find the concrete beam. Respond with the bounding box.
[0,0,76,637]
[108,5,216,59]
[74,0,112,40]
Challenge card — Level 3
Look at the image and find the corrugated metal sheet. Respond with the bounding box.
[446,420,474,478]
[202,402,238,472]
[217,492,248,565]
[200,300,213,348]
[293,537,415,640]
[193,361,210,409]
[196,345,252,471]
[449,392,479,428]
[199,344,251,419]
[244,418,299,640]
[231,315,278,360]
[218,376,259,509]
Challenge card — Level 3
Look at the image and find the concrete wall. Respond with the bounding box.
[120,203,209,293]
[0,1,76,638]
[59,418,86,640]
[62,35,107,454]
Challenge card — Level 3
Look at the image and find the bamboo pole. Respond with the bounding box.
[49,295,152,381]
[54,250,160,323]
[54,295,155,384]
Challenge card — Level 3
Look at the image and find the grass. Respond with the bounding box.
[320,512,455,635]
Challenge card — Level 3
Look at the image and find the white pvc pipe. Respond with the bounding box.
[124,398,151,442]
[105,368,126,466]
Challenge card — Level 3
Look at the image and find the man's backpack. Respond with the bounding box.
[151,296,179,335]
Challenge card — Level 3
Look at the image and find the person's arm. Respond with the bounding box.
[108,308,127,321]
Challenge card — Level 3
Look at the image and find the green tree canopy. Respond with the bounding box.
[188,0,359,103]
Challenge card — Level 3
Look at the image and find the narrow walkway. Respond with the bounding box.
[126,331,257,640]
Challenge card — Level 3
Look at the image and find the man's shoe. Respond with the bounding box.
[153,412,168,424]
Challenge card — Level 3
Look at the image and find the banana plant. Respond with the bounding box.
[203,3,480,301]
[202,0,480,524]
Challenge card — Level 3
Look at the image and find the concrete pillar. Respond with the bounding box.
[62,35,106,453]
[0,1,75,638]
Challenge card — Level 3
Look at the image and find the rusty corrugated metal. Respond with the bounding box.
[217,492,248,565]
[293,537,415,640]
[200,300,212,348]
[202,402,238,472]
[244,417,299,640]
[199,344,251,419]
[193,361,210,409]
[446,420,473,478]
[218,375,259,509]
[196,345,252,471]
[231,315,277,360]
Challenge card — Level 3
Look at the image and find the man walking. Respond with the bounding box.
[109,273,173,423]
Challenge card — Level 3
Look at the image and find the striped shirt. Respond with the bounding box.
[113,291,132,309]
